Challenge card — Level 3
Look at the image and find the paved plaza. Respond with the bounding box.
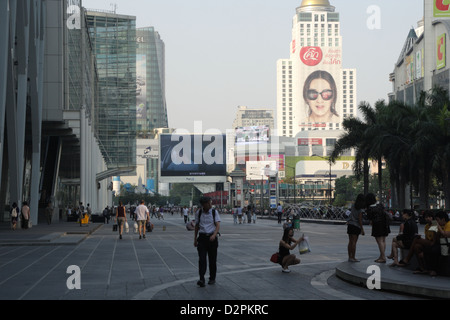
[0,213,449,305]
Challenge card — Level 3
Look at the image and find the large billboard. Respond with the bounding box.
[159,133,227,183]
[235,125,270,145]
[293,46,343,129]
[246,161,277,181]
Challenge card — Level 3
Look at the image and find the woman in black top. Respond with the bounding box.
[279,227,304,273]
[365,193,390,263]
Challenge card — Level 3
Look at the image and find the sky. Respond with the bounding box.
[83,0,424,133]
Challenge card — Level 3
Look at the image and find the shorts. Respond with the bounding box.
[138,220,147,227]
[117,217,125,226]
[347,224,361,235]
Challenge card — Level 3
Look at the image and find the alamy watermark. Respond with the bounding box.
[366,265,381,290]
[367,5,381,30]
[66,265,81,290]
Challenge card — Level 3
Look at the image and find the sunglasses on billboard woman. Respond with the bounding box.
[307,89,334,101]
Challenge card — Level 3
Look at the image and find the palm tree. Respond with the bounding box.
[331,101,378,196]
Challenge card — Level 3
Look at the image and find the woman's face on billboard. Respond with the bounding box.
[306,78,334,122]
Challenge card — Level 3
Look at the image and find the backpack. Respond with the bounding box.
[11,207,17,218]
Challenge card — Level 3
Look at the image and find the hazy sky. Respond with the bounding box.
[83,0,424,133]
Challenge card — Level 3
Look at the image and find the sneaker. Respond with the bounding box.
[197,280,205,287]
[208,279,216,285]
[282,268,291,273]
[143,234,146,239]
[139,235,142,239]
[119,235,122,240]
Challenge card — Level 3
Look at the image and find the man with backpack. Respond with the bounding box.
[194,196,221,287]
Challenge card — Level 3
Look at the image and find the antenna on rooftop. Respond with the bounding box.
[110,3,117,13]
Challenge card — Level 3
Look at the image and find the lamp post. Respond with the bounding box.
[312,154,332,204]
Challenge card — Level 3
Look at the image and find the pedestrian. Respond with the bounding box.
[194,196,221,287]
[237,206,243,224]
[135,200,150,239]
[45,202,53,225]
[115,201,127,240]
[233,206,238,224]
[278,227,304,273]
[277,203,283,224]
[21,201,31,229]
[347,194,366,262]
[365,193,390,263]
[10,202,19,230]
[183,206,189,223]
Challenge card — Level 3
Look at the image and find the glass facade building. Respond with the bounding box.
[136,27,168,132]
[86,10,137,169]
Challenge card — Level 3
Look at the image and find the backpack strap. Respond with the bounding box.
[196,209,216,226]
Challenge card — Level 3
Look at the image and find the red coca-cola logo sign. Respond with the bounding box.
[300,46,323,66]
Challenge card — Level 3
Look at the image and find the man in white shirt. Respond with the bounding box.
[135,200,150,239]
[183,206,189,223]
[194,196,221,287]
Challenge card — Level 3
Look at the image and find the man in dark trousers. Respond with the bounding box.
[194,196,221,287]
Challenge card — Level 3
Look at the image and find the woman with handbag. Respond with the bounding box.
[115,201,127,240]
[278,227,304,273]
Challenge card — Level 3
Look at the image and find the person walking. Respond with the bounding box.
[135,200,150,239]
[278,227,304,273]
[10,202,19,230]
[347,194,366,262]
[277,203,283,224]
[194,196,221,287]
[21,201,31,229]
[183,206,189,223]
[365,193,390,263]
[115,201,127,240]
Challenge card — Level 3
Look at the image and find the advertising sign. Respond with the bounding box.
[235,126,270,145]
[159,134,227,183]
[437,34,446,70]
[294,46,343,129]
[434,0,450,18]
[246,161,277,181]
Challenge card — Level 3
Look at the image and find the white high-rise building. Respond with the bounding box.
[277,0,357,137]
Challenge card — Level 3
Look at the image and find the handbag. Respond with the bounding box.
[270,253,279,263]
[440,237,449,256]
[124,221,129,233]
[299,236,311,255]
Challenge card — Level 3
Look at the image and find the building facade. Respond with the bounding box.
[389,0,450,105]
[277,0,357,138]
[136,27,168,132]
[0,0,115,225]
[86,9,137,171]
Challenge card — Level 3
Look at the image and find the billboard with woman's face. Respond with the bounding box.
[294,46,343,129]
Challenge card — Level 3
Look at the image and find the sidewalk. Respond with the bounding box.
[0,220,101,246]
[0,218,449,300]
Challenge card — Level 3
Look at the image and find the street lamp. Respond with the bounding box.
[312,154,332,204]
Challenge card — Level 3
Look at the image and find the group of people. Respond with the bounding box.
[346,193,450,276]
[114,200,152,240]
[9,202,31,230]
[232,205,257,224]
